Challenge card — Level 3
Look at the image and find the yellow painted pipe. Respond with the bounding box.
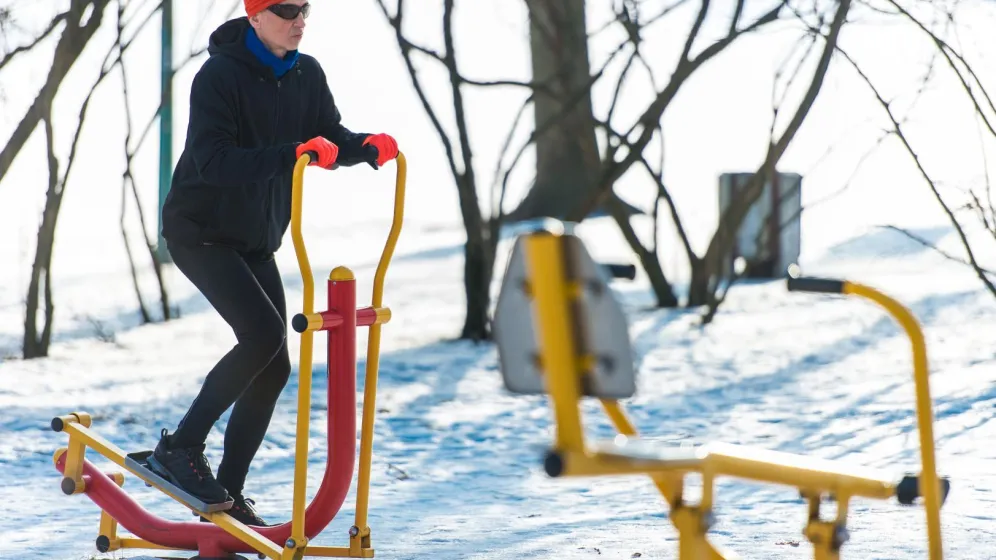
[523,233,586,453]
[289,153,315,549]
[843,281,943,559]
[353,152,407,542]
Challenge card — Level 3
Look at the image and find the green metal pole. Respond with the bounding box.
[157,0,173,263]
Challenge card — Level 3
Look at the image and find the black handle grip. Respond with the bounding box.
[786,277,845,294]
[602,263,636,280]
[303,145,379,170]
[334,144,380,169]
[896,473,952,507]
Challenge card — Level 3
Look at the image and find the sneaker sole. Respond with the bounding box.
[127,450,233,513]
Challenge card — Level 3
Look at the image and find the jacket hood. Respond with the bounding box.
[207,18,268,73]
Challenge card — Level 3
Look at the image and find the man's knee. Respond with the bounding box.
[265,346,292,389]
[239,314,287,367]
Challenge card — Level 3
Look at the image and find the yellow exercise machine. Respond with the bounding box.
[493,225,950,560]
[51,150,406,559]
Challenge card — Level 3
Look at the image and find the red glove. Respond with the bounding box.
[296,137,338,169]
[362,133,399,168]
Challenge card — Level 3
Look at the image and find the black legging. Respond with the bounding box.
[167,241,292,497]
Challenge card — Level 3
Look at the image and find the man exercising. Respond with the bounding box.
[152,0,398,527]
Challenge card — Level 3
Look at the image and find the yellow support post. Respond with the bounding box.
[842,281,943,560]
[97,472,126,552]
[600,400,685,506]
[352,151,406,553]
[289,153,315,556]
[522,232,586,453]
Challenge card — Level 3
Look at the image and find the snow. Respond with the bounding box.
[1,215,994,560]
[3,1,996,558]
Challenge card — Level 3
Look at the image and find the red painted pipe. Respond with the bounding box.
[55,277,359,557]
[318,306,379,330]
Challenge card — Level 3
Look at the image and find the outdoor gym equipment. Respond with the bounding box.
[51,148,406,560]
[493,224,951,560]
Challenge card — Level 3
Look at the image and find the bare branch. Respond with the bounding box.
[569,0,790,221]
[375,0,462,182]
[607,192,678,306]
[837,43,996,299]
[770,29,820,141]
[491,94,535,221]
[443,0,479,202]
[1,0,113,187]
[461,77,542,90]
[679,0,711,64]
[639,155,696,266]
[886,0,996,140]
[0,12,69,73]
[879,225,996,277]
[115,0,152,323]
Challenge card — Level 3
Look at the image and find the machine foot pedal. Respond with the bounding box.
[125,450,234,514]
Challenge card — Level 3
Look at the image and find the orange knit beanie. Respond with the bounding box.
[245,0,284,16]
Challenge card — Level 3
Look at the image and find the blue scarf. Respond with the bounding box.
[245,27,299,79]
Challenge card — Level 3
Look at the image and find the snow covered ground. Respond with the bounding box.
[3,2,996,559]
[0,210,994,559]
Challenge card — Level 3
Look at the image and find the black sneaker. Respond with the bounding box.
[201,495,271,527]
[146,428,230,505]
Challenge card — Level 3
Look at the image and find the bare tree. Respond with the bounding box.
[0,0,116,358]
[506,1,853,321]
[507,0,623,221]
[1,0,236,358]
[111,0,239,325]
[604,0,996,323]
[373,0,543,341]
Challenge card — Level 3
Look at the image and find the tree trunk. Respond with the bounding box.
[18,0,112,359]
[509,0,605,222]
[461,228,496,341]
[686,257,711,308]
[24,116,63,358]
[607,194,678,307]
[453,167,495,341]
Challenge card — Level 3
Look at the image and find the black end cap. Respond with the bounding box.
[51,417,64,432]
[544,450,564,478]
[96,535,111,553]
[603,263,637,280]
[61,477,76,495]
[291,313,308,333]
[897,474,952,507]
[897,474,918,505]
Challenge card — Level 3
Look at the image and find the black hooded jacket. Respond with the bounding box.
[161,17,369,255]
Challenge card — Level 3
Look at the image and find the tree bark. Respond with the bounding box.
[509,0,605,221]
[607,193,678,306]
[461,222,495,341]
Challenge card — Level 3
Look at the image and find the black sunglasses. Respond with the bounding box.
[267,2,310,20]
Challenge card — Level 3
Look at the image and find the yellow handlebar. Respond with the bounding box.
[290,151,408,314]
[373,152,406,308]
